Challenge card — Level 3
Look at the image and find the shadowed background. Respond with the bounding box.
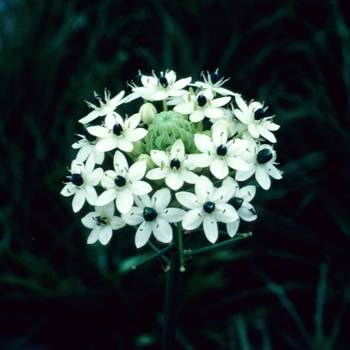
[1,0,350,348]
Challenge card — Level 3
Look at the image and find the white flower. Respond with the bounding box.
[193,123,251,179]
[132,70,191,101]
[96,151,152,213]
[60,158,103,213]
[223,177,258,237]
[87,113,148,153]
[81,202,126,245]
[72,133,105,165]
[146,139,199,190]
[79,89,126,125]
[174,89,231,123]
[176,176,239,244]
[235,144,283,190]
[233,94,280,143]
[193,69,236,96]
[122,188,186,248]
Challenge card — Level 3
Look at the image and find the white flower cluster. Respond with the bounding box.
[61,69,282,248]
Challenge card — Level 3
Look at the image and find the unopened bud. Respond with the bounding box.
[139,102,157,124]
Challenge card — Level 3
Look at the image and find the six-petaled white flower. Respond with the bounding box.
[60,158,103,213]
[79,89,126,125]
[193,123,251,179]
[174,88,231,123]
[176,176,239,244]
[234,94,280,143]
[96,151,152,213]
[146,139,199,190]
[223,177,258,237]
[122,188,186,248]
[235,144,283,190]
[132,70,191,101]
[87,113,148,153]
[81,202,126,245]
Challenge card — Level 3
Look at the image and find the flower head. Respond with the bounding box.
[176,176,239,243]
[122,188,186,248]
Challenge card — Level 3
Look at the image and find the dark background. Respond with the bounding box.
[1,0,350,348]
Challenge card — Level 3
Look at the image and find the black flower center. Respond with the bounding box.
[210,71,220,84]
[94,216,107,226]
[229,197,243,210]
[216,144,227,156]
[159,76,168,88]
[113,123,123,136]
[170,158,181,170]
[203,201,215,214]
[93,94,106,107]
[254,108,266,120]
[257,148,273,164]
[114,175,126,187]
[197,94,207,107]
[69,173,83,186]
[143,207,157,221]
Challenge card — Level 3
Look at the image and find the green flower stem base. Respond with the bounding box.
[161,249,181,350]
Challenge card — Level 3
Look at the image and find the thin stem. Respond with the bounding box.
[184,232,252,257]
[177,223,185,272]
[162,99,168,111]
[161,249,181,350]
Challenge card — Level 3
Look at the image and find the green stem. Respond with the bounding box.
[177,223,185,272]
[161,249,181,350]
[162,99,168,111]
[184,232,252,257]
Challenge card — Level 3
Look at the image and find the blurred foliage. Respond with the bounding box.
[1,0,350,348]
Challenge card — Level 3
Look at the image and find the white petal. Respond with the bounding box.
[152,218,173,243]
[128,161,147,181]
[129,181,152,195]
[86,167,103,185]
[189,110,205,122]
[135,222,152,248]
[147,167,169,180]
[203,106,223,119]
[226,157,251,171]
[110,216,126,230]
[99,226,113,245]
[116,188,134,214]
[237,185,256,201]
[257,124,277,143]
[96,189,117,206]
[165,172,184,190]
[239,203,257,222]
[87,227,100,244]
[210,158,229,179]
[235,167,256,182]
[153,188,171,212]
[114,151,128,170]
[194,134,213,153]
[160,208,185,223]
[96,136,118,152]
[122,208,144,225]
[174,102,194,114]
[255,166,271,190]
[72,190,86,212]
[182,209,203,230]
[227,220,240,237]
[214,204,239,223]
[203,215,218,243]
[195,176,214,202]
[176,192,199,210]
[84,185,98,205]
[79,110,100,124]
[60,183,77,197]
[81,211,98,229]
[87,126,109,138]
[266,164,283,180]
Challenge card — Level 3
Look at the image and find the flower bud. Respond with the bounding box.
[139,102,157,125]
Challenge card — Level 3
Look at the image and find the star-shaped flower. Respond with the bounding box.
[193,123,251,179]
[81,202,126,245]
[193,69,236,96]
[176,176,239,243]
[132,70,191,101]
[174,89,231,123]
[122,188,186,248]
[87,113,148,153]
[95,151,152,213]
[235,144,283,190]
[223,177,258,237]
[72,132,105,165]
[233,94,280,143]
[60,158,103,212]
[79,89,126,125]
[146,139,199,190]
